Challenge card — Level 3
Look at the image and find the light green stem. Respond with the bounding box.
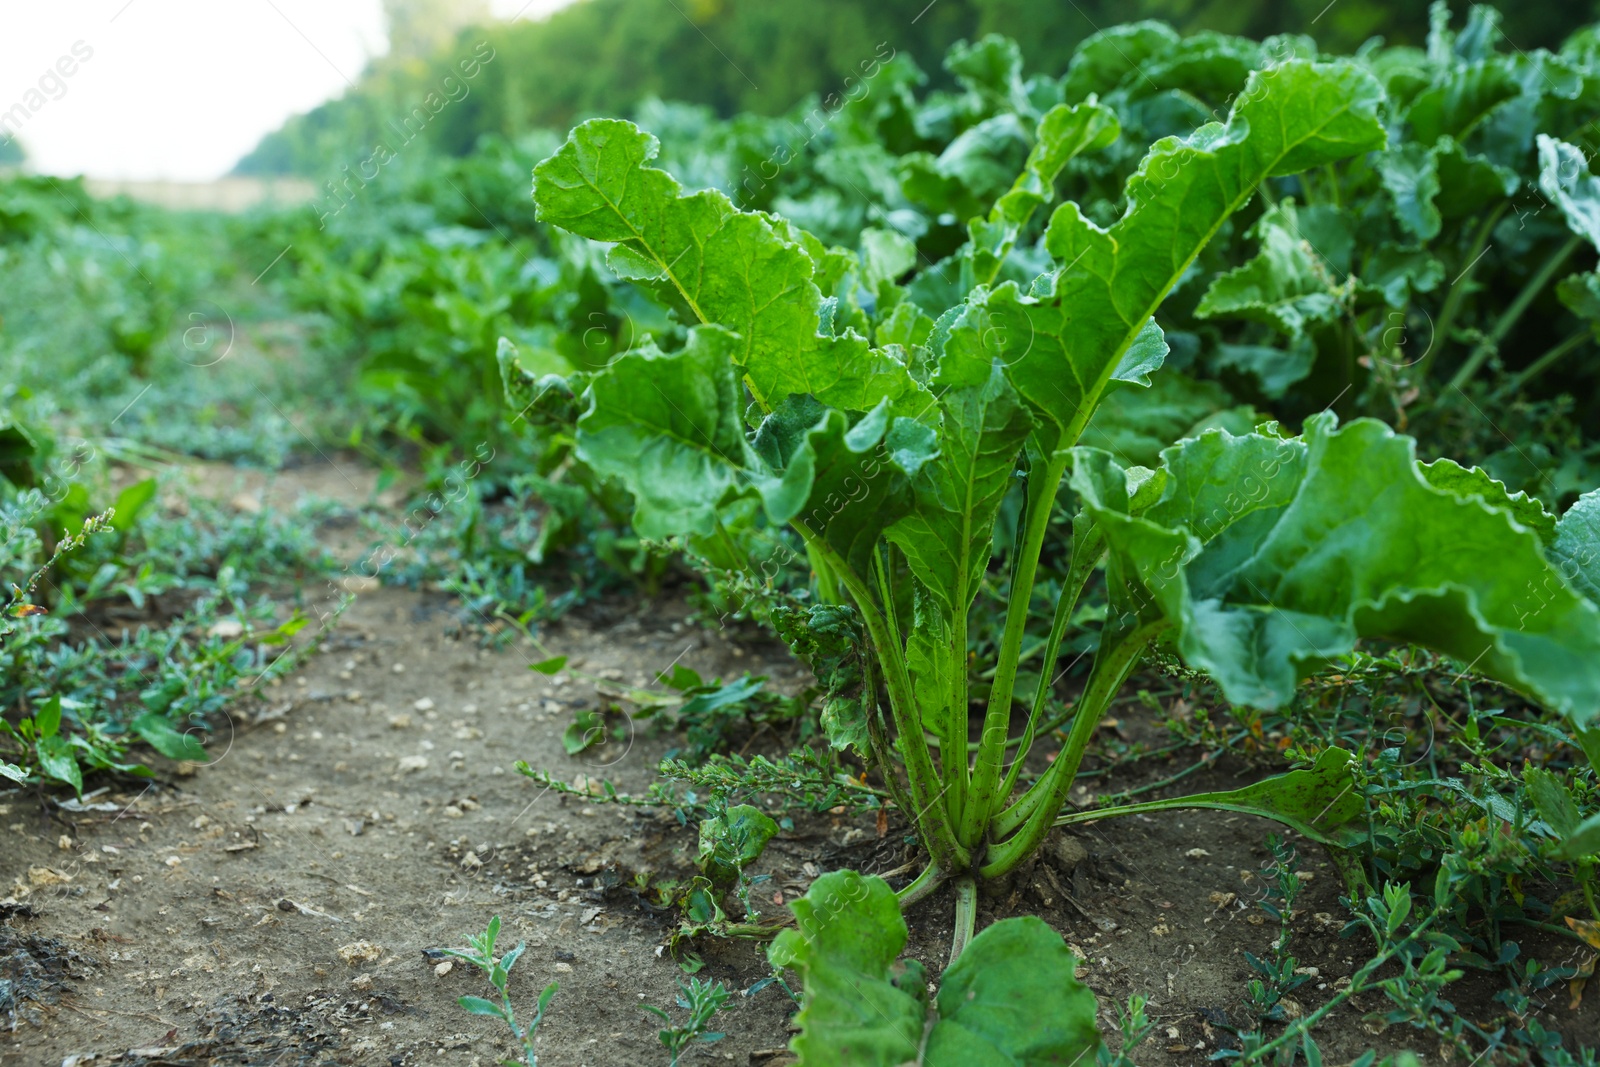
[961,451,1070,849]
[1446,234,1581,393]
[1419,203,1505,384]
[798,529,969,874]
[981,623,1162,878]
[808,539,840,605]
[895,863,948,909]
[998,524,1104,802]
[949,877,978,962]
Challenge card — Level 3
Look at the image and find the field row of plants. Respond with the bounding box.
[7,5,1600,1063]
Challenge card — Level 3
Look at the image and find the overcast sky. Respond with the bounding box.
[1,0,570,181]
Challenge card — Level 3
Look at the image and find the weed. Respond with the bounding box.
[643,977,732,1066]
[439,916,557,1067]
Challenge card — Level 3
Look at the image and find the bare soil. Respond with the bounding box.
[4,467,1596,1066]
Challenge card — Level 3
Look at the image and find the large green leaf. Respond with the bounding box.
[888,360,1034,615]
[1552,489,1600,605]
[1196,201,1347,338]
[1419,458,1556,543]
[1082,371,1251,468]
[980,59,1385,450]
[533,119,926,418]
[924,917,1099,1066]
[1406,59,1521,143]
[1376,142,1443,241]
[1537,134,1600,249]
[768,872,925,1065]
[769,871,1100,1067]
[900,115,1031,223]
[965,100,1120,286]
[1061,21,1182,102]
[752,396,935,578]
[574,326,751,539]
[1072,415,1600,724]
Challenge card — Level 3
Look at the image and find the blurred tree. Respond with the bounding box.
[384,0,492,60]
[235,0,1600,176]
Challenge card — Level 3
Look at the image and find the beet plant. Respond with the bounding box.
[516,53,1600,1062]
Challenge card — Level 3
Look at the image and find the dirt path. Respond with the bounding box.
[4,467,1593,1065]
[3,582,812,1066]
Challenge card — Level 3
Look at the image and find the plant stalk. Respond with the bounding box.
[1446,234,1582,393]
[998,522,1104,802]
[895,863,948,909]
[1418,203,1506,384]
[949,876,978,962]
[796,528,969,874]
[962,451,1070,848]
[1495,328,1589,398]
[981,622,1162,878]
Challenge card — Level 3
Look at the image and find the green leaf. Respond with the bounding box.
[1432,136,1518,219]
[1557,272,1600,338]
[697,803,779,886]
[752,398,934,578]
[1196,201,1346,338]
[905,585,962,755]
[1376,143,1442,241]
[1211,341,1316,401]
[1538,135,1600,250]
[888,361,1033,616]
[769,872,924,1066]
[574,326,751,540]
[1552,489,1600,605]
[35,735,81,795]
[990,59,1384,449]
[1552,813,1600,862]
[498,336,584,428]
[1419,458,1557,543]
[1524,766,1581,838]
[457,995,506,1018]
[109,478,157,534]
[1406,60,1520,143]
[1576,727,1600,776]
[900,115,1030,223]
[529,656,568,675]
[0,760,27,784]
[1084,371,1252,466]
[1066,748,1367,847]
[677,674,766,721]
[946,34,1032,116]
[500,942,525,975]
[1062,21,1182,101]
[1073,416,1600,724]
[1359,244,1444,308]
[533,119,926,419]
[562,709,608,756]
[965,99,1120,286]
[132,712,209,763]
[925,917,1099,1066]
[35,695,61,740]
[769,871,1101,1066]
[772,604,867,754]
[0,421,41,490]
